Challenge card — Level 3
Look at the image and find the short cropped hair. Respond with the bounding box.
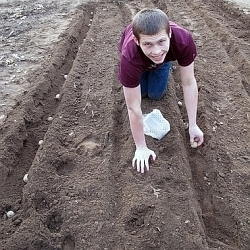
[132,8,170,41]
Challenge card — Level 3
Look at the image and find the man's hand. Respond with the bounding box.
[132,147,156,173]
[189,124,204,147]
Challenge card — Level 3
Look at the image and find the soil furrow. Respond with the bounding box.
[108,1,209,249]
[0,3,95,248]
[182,3,250,247]
[187,0,250,96]
[2,2,126,249]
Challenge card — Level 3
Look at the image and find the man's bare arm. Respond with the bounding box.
[123,85,146,148]
[123,85,156,173]
[180,62,204,146]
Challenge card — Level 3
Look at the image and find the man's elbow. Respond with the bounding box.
[182,77,197,87]
[127,106,142,118]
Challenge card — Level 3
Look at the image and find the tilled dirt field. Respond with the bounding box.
[0,0,250,249]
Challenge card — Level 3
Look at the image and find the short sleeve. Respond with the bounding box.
[177,33,197,67]
[118,56,143,88]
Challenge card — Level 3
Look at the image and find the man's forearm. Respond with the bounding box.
[127,108,147,148]
[182,80,198,127]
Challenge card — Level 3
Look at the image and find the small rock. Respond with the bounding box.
[38,140,43,145]
[0,114,7,124]
[23,173,29,183]
[6,211,15,218]
[218,171,225,178]
[191,141,198,148]
[177,101,183,107]
[69,132,74,137]
[184,122,189,130]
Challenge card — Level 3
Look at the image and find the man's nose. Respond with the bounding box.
[151,45,161,55]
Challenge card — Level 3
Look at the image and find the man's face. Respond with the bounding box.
[134,29,171,64]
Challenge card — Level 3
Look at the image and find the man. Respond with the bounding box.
[118,8,204,173]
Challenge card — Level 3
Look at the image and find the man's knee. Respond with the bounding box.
[148,91,166,100]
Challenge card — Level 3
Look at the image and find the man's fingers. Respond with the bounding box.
[137,160,141,173]
[141,159,146,173]
[141,163,145,173]
[132,157,136,168]
[193,136,204,146]
[136,159,147,173]
[151,151,156,161]
[197,136,204,146]
[145,160,149,172]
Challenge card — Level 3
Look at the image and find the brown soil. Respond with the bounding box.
[0,0,250,249]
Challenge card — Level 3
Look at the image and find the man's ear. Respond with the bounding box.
[133,35,139,46]
[169,28,172,38]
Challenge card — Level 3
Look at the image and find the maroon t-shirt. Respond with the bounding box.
[118,22,197,88]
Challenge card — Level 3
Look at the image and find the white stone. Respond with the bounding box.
[38,140,43,145]
[23,173,29,183]
[6,211,15,218]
